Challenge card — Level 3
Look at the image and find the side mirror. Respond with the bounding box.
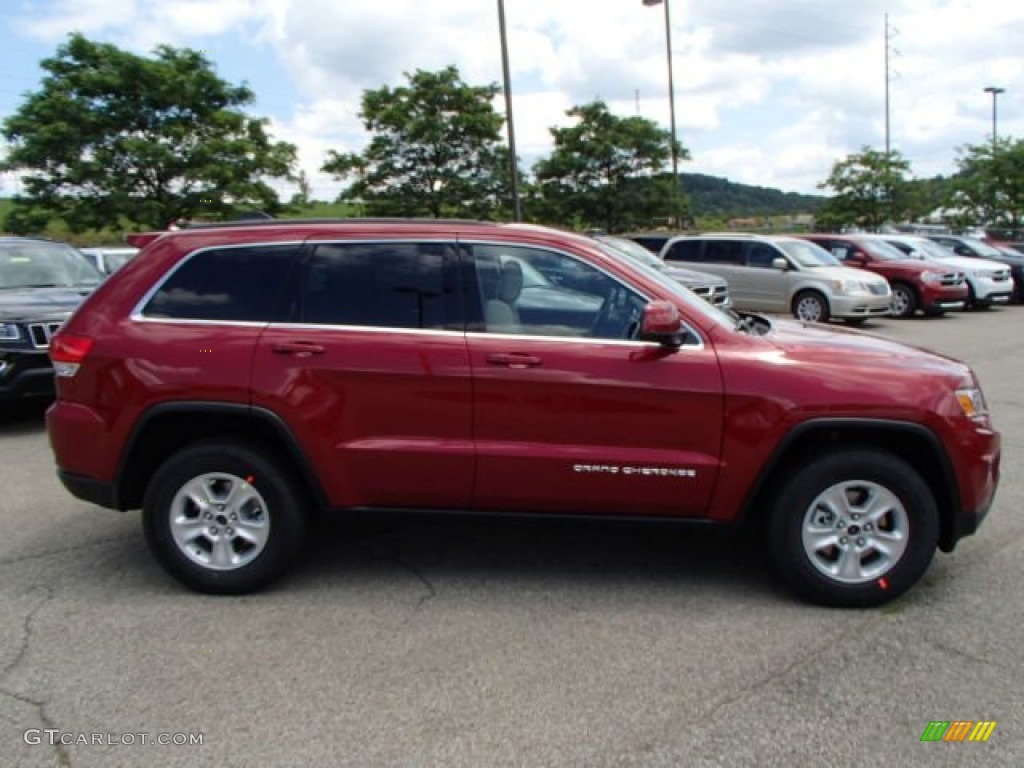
[641,301,684,347]
[771,257,789,271]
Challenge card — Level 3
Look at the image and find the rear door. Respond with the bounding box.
[251,239,475,510]
[463,241,724,517]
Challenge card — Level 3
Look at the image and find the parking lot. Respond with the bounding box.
[1,309,1021,768]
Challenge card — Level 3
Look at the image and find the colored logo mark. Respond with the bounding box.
[920,720,996,742]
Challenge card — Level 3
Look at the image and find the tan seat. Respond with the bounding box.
[485,260,523,332]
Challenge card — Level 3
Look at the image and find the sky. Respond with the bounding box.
[0,0,1021,200]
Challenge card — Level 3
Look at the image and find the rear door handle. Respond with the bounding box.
[486,353,542,369]
[272,341,326,357]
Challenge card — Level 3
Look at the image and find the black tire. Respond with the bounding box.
[792,290,830,323]
[767,450,938,608]
[890,282,918,319]
[143,440,308,594]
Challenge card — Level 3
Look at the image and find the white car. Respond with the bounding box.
[78,246,140,275]
[876,235,1013,309]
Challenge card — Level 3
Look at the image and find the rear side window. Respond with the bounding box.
[664,239,703,262]
[142,244,300,321]
[702,240,743,264]
[299,242,458,330]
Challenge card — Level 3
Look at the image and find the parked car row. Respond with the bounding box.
[620,231,1022,323]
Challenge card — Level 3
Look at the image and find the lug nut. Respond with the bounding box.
[226,527,234,535]
[204,513,213,521]
[857,537,866,546]
[230,513,238,521]
[209,526,218,535]
[840,537,848,545]
[837,521,846,529]
[865,523,874,532]
[851,514,860,521]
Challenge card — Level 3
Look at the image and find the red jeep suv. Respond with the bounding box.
[798,234,968,318]
[46,219,1000,606]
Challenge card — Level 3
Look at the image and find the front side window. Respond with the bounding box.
[143,244,300,321]
[746,243,782,268]
[467,244,646,341]
[300,241,457,330]
[776,239,840,268]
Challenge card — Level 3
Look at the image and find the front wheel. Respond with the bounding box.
[768,450,938,607]
[793,290,830,323]
[890,283,918,318]
[143,440,308,594]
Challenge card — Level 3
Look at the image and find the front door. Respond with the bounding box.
[464,242,724,517]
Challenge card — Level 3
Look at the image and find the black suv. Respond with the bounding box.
[0,238,102,405]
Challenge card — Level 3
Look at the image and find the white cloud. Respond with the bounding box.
[11,0,1024,195]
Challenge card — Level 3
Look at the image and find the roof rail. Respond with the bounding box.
[178,216,499,230]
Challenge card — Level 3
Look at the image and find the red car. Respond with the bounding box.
[46,219,1000,606]
[798,234,968,318]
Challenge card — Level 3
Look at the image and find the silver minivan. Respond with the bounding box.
[660,234,891,324]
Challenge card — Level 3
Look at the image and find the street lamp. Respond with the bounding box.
[984,86,1005,155]
[497,0,522,221]
[643,0,682,229]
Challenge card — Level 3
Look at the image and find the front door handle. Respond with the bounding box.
[486,353,542,369]
[272,341,326,357]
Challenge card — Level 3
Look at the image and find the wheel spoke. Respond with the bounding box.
[210,535,236,568]
[836,546,862,581]
[804,529,840,553]
[173,517,209,545]
[233,520,269,548]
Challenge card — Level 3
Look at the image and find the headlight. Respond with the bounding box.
[832,280,869,295]
[955,387,989,423]
[920,271,944,284]
[0,323,21,341]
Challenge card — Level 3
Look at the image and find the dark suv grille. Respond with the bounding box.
[28,322,64,349]
[940,273,964,286]
[711,286,730,306]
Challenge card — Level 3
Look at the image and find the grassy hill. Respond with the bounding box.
[683,173,826,218]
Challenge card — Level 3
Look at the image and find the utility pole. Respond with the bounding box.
[884,14,899,158]
[497,0,522,221]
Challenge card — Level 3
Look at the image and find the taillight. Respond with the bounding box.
[50,334,94,377]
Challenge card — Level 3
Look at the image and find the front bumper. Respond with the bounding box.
[0,350,56,403]
[829,293,892,319]
[970,275,1013,305]
[919,282,969,312]
[942,425,1001,552]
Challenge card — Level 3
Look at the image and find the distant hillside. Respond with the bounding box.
[683,173,826,217]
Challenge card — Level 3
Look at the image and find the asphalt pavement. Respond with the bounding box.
[1,309,1021,767]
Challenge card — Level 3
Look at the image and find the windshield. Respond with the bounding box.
[896,238,960,261]
[776,239,841,268]
[589,240,735,330]
[594,235,665,270]
[0,241,103,289]
[962,237,1007,258]
[854,238,909,261]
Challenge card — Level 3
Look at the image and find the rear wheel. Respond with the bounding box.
[768,450,938,607]
[890,283,918,318]
[143,440,308,594]
[793,290,830,323]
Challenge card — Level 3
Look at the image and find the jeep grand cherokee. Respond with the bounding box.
[46,219,1000,607]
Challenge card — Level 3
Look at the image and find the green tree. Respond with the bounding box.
[532,101,688,232]
[946,138,1024,229]
[322,66,515,219]
[817,147,913,230]
[1,33,297,233]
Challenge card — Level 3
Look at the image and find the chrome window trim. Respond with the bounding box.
[130,240,308,321]
[128,236,706,348]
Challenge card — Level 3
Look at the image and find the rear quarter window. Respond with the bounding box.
[142,244,300,322]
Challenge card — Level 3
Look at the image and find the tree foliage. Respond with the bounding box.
[1,33,297,233]
[532,101,689,232]
[946,138,1024,229]
[322,66,515,219]
[816,147,913,230]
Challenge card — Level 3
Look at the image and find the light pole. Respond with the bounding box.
[643,0,682,229]
[984,86,1005,155]
[497,0,522,221]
